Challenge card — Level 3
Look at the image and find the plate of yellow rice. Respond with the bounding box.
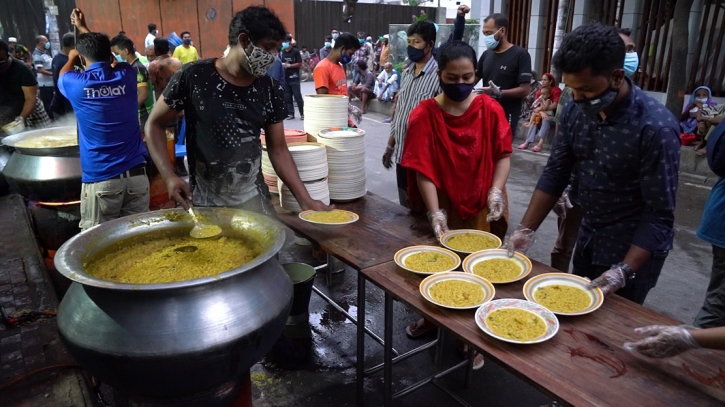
[394,246,461,275]
[475,299,559,344]
[462,249,532,284]
[299,209,359,225]
[420,272,495,310]
[440,229,502,254]
[523,273,604,316]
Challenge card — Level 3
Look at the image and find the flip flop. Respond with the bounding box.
[405,319,435,339]
[532,145,542,152]
[517,143,529,150]
[459,344,485,370]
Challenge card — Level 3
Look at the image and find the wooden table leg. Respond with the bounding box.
[356,272,366,406]
[383,292,394,406]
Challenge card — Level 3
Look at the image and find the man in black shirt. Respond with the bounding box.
[50,32,76,118]
[476,13,531,131]
[0,39,51,130]
[144,6,329,215]
[281,34,304,120]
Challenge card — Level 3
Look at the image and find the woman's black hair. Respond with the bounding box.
[332,32,361,51]
[437,41,476,71]
[228,6,287,46]
[552,23,625,77]
[407,20,436,46]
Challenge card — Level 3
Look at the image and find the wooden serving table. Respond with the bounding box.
[361,260,725,407]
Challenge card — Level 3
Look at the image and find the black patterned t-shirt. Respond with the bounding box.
[163,59,287,210]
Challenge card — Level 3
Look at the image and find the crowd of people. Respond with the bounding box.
[1,4,724,365]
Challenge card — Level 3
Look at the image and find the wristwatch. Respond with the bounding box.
[615,262,636,280]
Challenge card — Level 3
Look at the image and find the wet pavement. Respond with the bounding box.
[249,82,716,406]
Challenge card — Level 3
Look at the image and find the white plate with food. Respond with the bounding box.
[420,272,495,310]
[394,246,461,276]
[298,209,359,225]
[440,229,502,254]
[475,299,559,344]
[523,273,604,316]
[462,249,532,284]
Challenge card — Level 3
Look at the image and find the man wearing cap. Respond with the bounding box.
[7,38,32,69]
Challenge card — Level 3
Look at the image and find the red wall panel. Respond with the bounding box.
[118,0,163,49]
[159,0,203,55]
[197,0,234,58]
[75,0,122,38]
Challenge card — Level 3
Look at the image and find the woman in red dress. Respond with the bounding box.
[400,41,512,368]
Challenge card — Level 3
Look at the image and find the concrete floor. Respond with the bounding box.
[251,81,715,406]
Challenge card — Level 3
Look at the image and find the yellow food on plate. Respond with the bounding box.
[473,258,521,282]
[404,251,456,273]
[534,284,591,313]
[446,233,498,252]
[304,210,353,224]
[14,134,78,148]
[85,236,262,284]
[429,280,485,307]
[486,308,546,341]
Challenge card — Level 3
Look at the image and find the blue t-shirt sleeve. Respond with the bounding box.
[58,71,83,99]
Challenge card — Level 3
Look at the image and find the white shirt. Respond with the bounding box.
[145,33,156,48]
[32,49,53,87]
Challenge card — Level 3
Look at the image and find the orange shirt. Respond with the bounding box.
[314,58,347,95]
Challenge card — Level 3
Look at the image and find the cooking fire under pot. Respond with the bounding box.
[54,208,293,407]
[1,126,82,202]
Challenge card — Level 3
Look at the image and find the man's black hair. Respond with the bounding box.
[616,27,632,37]
[110,35,135,54]
[356,31,365,38]
[484,13,509,31]
[0,39,8,54]
[331,28,339,32]
[325,35,332,41]
[61,32,75,48]
[228,6,287,46]
[154,37,170,55]
[407,20,436,45]
[332,32,361,51]
[148,23,157,33]
[76,32,112,62]
[180,31,191,38]
[552,23,625,77]
[356,60,367,70]
[118,31,126,36]
[437,40,476,71]
[284,34,293,42]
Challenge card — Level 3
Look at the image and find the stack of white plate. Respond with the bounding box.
[261,145,278,193]
[304,95,348,137]
[278,178,331,213]
[318,128,367,201]
[287,142,329,181]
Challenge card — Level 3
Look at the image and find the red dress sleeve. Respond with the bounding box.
[401,100,441,188]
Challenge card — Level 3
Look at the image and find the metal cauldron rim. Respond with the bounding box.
[54,207,286,291]
[2,126,79,156]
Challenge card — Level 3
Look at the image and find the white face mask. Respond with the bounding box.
[241,43,276,77]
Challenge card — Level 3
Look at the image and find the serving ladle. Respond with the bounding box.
[173,202,222,253]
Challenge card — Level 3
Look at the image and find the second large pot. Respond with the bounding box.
[54,208,293,406]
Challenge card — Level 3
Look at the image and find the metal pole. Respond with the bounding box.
[550,0,570,82]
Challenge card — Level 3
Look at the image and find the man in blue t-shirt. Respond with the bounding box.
[59,8,149,230]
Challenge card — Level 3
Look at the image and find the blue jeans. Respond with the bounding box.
[572,240,668,305]
[525,116,554,143]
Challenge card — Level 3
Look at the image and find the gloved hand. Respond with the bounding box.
[427,209,449,240]
[502,224,536,257]
[484,80,502,98]
[382,145,393,169]
[553,190,573,219]
[587,265,627,296]
[624,325,701,358]
[486,187,505,222]
[348,103,362,125]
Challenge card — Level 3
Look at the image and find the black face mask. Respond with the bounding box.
[440,81,475,102]
[573,86,618,116]
[407,45,427,63]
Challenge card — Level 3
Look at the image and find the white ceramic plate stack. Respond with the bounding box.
[261,146,278,194]
[318,128,367,201]
[304,95,349,137]
[278,178,331,213]
[287,142,329,181]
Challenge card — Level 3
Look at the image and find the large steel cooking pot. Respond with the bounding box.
[54,208,293,406]
[2,126,82,201]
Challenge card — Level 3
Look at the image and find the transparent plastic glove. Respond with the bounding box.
[553,190,573,219]
[486,187,505,222]
[502,224,536,257]
[427,209,449,240]
[348,103,362,125]
[587,266,627,296]
[624,325,701,358]
[486,80,502,98]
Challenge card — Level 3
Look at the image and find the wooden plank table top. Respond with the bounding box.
[361,260,725,407]
[274,192,437,270]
